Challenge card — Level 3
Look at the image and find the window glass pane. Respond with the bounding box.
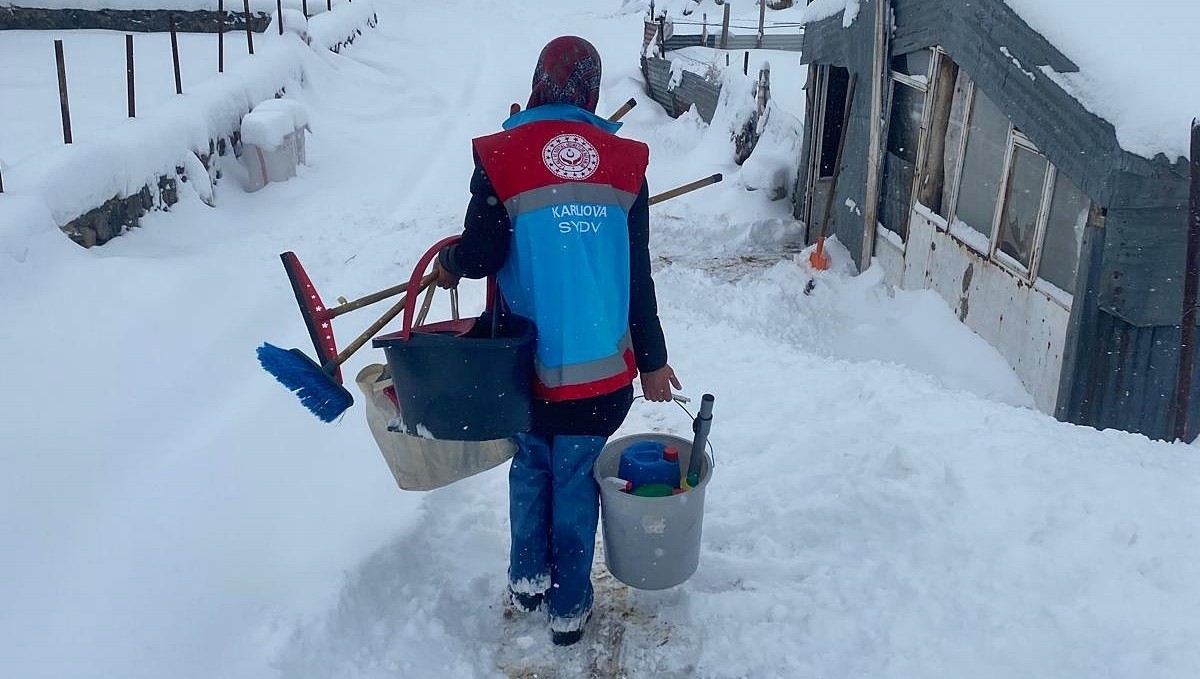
[818,67,850,178]
[890,50,932,79]
[917,54,959,217]
[953,87,1009,240]
[1038,171,1090,293]
[997,145,1049,269]
[939,69,972,216]
[878,82,926,239]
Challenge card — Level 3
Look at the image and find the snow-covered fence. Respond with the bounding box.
[641,5,799,126]
[0,0,378,254]
[0,1,344,33]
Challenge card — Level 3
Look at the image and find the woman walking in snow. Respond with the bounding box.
[435,35,679,646]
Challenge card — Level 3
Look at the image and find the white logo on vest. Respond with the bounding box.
[542,134,600,181]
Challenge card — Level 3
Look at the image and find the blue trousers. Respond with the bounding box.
[508,431,607,627]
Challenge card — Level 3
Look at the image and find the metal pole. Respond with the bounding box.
[743,51,749,76]
[54,40,72,144]
[0,165,5,193]
[218,0,225,73]
[126,34,135,117]
[1174,118,1200,441]
[169,16,182,94]
[302,0,308,18]
[757,0,766,49]
[277,0,284,35]
[243,0,254,55]
[720,3,731,50]
[327,0,332,11]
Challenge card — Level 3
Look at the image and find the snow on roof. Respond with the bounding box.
[1001,0,1198,161]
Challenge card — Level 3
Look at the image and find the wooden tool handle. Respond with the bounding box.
[327,272,437,369]
[649,173,724,206]
[608,97,638,122]
[325,279,421,320]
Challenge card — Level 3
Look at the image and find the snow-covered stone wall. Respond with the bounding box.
[0,6,271,33]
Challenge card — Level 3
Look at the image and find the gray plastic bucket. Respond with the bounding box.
[593,433,713,590]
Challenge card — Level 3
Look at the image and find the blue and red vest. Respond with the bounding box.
[473,104,650,402]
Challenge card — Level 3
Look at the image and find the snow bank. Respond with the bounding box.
[7,0,322,11]
[801,0,860,27]
[307,0,376,52]
[3,37,303,225]
[0,0,377,260]
[1003,0,1199,161]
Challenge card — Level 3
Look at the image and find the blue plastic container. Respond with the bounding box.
[617,441,679,489]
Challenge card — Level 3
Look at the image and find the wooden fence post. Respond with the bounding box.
[126,34,135,117]
[243,0,254,55]
[1174,118,1200,441]
[218,0,225,73]
[757,0,766,48]
[327,0,332,11]
[54,40,72,144]
[170,16,182,94]
[720,3,731,50]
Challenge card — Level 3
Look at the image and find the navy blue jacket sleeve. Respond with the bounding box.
[626,182,669,374]
[438,152,511,279]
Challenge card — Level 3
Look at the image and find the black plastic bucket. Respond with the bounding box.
[373,312,534,441]
[371,235,534,441]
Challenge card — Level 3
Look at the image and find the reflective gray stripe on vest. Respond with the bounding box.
[504,183,639,218]
[534,332,634,388]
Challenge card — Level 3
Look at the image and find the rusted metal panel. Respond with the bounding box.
[642,57,721,123]
[664,33,803,53]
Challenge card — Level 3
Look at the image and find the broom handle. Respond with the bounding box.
[325,272,437,369]
[315,170,717,324]
[324,279,423,320]
[650,173,723,206]
[608,97,637,122]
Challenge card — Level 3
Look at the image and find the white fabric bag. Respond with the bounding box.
[355,364,515,491]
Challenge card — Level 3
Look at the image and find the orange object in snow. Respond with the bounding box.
[809,236,830,271]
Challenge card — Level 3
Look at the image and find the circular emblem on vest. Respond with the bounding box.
[542,134,600,181]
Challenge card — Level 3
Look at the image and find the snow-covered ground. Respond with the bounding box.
[2,1,1198,678]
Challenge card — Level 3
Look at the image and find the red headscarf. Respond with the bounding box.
[527,36,603,113]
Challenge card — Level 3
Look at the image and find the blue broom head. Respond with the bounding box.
[257,342,354,423]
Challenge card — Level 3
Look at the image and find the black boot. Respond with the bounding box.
[549,612,591,646]
[508,587,544,614]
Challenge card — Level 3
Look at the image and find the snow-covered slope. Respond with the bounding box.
[1,1,1197,678]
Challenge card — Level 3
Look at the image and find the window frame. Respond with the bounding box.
[989,131,1056,279]
[939,78,1082,307]
[875,47,939,246]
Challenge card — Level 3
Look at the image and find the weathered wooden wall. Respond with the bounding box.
[796,0,1196,440]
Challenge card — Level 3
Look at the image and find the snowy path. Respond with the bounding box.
[3,2,1199,678]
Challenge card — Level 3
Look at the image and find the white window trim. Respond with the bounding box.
[875,47,939,251]
[938,78,1076,307]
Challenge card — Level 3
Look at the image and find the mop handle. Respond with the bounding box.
[650,174,723,206]
[687,394,715,480]
[608,97,638,122]
[326,272,437,370]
